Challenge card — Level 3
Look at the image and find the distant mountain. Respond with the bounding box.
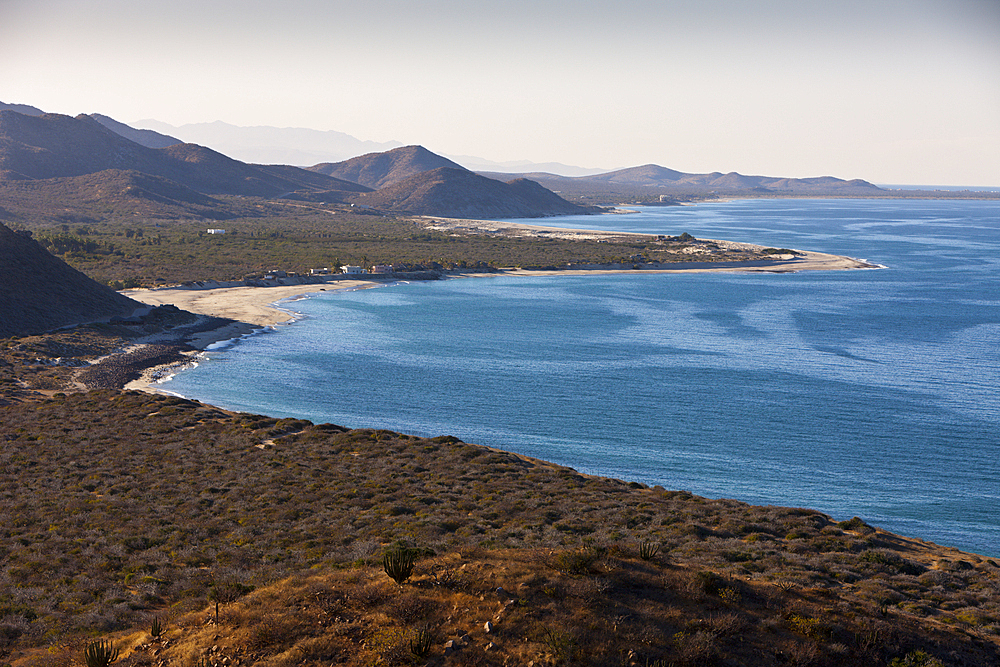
[132,119,403,166]
[443,153,609,177]
[309,145,467,189]
[0,223,141,337]
[0,101,44,116]
[0,111,368,198]
[536,163,884,195]
[87,113,181,149]
[353,167,596,218]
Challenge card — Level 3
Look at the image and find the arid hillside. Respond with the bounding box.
[309,145,467,189]
[0,111,367,198]
[0,390,996,666]
[354,167,596,218]
[0,222,140,337]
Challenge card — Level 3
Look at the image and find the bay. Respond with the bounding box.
[161,199,1000,557]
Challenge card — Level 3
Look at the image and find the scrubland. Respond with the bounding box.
[0,390,998,666]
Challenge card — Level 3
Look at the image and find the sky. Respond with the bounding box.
[2,0,999,186]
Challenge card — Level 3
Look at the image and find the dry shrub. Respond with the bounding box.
[349,581,392,610]
[673,629,717,666]
[386,592,437,623]
[705,611,749,636]
[785,640,820,666]
[548,547,601,575]
[247,614,312,651]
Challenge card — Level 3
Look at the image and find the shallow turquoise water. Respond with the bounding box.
[162,199,1000,556]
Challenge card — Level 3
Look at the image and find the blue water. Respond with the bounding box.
[163,199,1000,557]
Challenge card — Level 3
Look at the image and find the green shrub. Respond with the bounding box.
[693,570,726,595]
[551,547,600,575]
[860,550,925,575]
[837,516,875,534]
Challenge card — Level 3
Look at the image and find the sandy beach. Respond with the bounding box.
[124,250,875,333]
[115,221,878,394]
[123,278,381,328]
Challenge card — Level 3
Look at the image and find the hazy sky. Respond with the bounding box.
[3,0,998,185]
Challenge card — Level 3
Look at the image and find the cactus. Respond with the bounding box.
[638,541,660,561]
[382,545,416,584]
[84,639,119,667]
[410,625,435,658]
[150,616,163,638]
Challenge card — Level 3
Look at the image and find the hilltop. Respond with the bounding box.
[354,166,597,218]
[0,222,141,337]
[0,101,44,116]
[309,144,467,189]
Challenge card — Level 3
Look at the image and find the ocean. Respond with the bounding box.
[161,199,1000,557]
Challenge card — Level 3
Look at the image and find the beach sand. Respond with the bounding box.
[117,221,878,394]
[123,279,380,328]
[118,278,379,394]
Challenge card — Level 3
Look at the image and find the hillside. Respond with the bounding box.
[0,222,141,337]
[0,389,996,666]
[0,111,368,198]
[352,167,597,218]
[309,144,468,189]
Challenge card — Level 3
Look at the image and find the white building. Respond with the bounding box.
[206,229,226,234]
[341,265,365,274]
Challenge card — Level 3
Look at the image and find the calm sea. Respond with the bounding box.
[162,199,1000,557]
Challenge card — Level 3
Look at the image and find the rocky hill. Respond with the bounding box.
[0,223,141,337]
[309,144,467,189]
[353,167,596,218]
[0,110,368,198]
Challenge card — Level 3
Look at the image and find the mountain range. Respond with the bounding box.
[127,118,608,175]
[0,109,594,220]
[520,164,881,195]
[1,102,895,226]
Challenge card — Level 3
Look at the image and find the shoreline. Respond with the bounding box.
[118,278,382,395]
[118,245,877,395]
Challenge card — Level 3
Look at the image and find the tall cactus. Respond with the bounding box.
[84,639,119,667]
[382,545,416,584]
